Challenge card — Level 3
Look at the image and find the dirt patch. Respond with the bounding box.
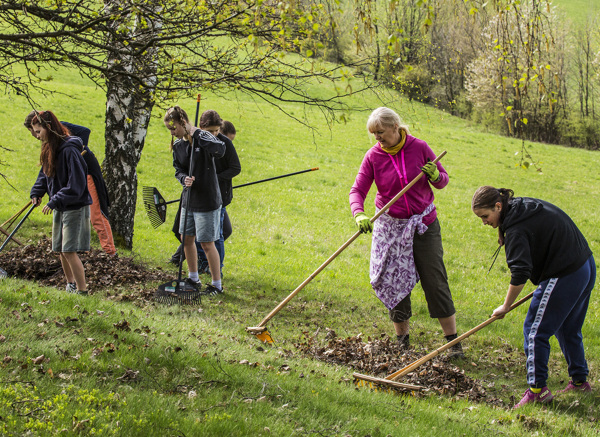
[296,331,505,406]
[0,237,171,301]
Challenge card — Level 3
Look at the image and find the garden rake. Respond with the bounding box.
[0,202,37,279]
[353,291,534,390]
[143,168,320,228]
[154,94,203,305]
[246,151,447,344]
[0,200,31,247]
[142,187,180,228]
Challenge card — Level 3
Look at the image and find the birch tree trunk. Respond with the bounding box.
[102,0,159,248]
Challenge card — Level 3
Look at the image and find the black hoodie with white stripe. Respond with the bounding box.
[501,197,592,286]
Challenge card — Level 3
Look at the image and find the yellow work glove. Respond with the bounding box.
[421,161,440,182]
[354,212,373,234]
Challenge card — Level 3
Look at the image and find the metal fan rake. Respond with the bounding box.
[154,279,203,305]
[142,168,320,228]
[142,186,180,229]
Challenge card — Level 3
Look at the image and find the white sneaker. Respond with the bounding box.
[66,282,77,293]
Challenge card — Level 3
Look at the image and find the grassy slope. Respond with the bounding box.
[1,64,599,435]
[552,0,599,25]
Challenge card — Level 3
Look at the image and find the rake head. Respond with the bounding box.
[246,326,274,344]
[142,186,168,228]
[352,373,424,391]
[154,280,202,305]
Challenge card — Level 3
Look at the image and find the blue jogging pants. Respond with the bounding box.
[523,255,596,388]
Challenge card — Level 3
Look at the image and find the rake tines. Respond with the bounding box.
[353,374,423,392]
[143,186,168,228]
[154,280,202,305]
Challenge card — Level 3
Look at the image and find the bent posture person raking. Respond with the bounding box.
[472,186,595,409]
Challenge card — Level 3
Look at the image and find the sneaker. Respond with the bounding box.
[557,381,592,394]
[184,278,202,291]
[66,283,77,293]
[77,290,88,296]
[397,334,410,350]
[447,342,465,360]
[513,387,554,409]
[202,284,223,296]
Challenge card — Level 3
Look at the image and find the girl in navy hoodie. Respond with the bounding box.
[472,186,595,408]
[30,111,92,295]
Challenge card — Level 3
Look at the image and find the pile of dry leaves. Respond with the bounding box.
[0,237,171,300]
[296,330,504,405]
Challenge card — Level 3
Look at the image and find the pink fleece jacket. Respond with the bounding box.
[349,135,448,225]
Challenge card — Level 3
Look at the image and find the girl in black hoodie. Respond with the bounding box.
[164,106,225,295]
[472,186,595,409]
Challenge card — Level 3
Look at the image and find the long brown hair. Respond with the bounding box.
[33,111,70,177]
[164,106,189,151]
[472,186,514,245]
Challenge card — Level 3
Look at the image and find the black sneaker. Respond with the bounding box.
[397,334,410,350]
[202,284,223,296]
[184,278,202,291]
[77,290,88,296]
[447,341,465,360]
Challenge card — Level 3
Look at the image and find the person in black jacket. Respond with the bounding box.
[30,111,92,295]
[164,106,226,296]
[24,112,116,256]
[196,111,241,276]
[169,115,241,278]
[472,186,595,409]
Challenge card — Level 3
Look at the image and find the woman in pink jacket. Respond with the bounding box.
[349,107,463,358]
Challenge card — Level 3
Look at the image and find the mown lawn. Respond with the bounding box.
[0,65,599,436]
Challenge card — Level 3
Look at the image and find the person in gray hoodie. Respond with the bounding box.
[472,186,595,409]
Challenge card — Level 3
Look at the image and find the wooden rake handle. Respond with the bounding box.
[384,291,534,381]
[1,200,32,229]
[247,151,447,332]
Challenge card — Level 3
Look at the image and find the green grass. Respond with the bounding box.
[552,0,600,25]
[1,64,600,436]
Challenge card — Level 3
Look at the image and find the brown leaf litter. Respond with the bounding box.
[0,237,171,301]
[295,331,506,406]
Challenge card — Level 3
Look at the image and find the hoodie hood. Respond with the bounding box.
[58,135,84,154]
[501,196,592,286]
[501,197,544,232]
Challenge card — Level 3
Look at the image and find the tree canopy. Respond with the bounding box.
[1,0,375,247]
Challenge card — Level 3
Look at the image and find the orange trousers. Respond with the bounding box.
[87,175,116,255]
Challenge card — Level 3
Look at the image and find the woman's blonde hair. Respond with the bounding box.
[366,107,410,135]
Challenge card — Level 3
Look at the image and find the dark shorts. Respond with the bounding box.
[388,219,456,322]
[52,206,91,252]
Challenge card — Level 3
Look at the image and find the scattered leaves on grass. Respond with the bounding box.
[32,354,45,364]
[113,320,131,331]
[117,369,140,382]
